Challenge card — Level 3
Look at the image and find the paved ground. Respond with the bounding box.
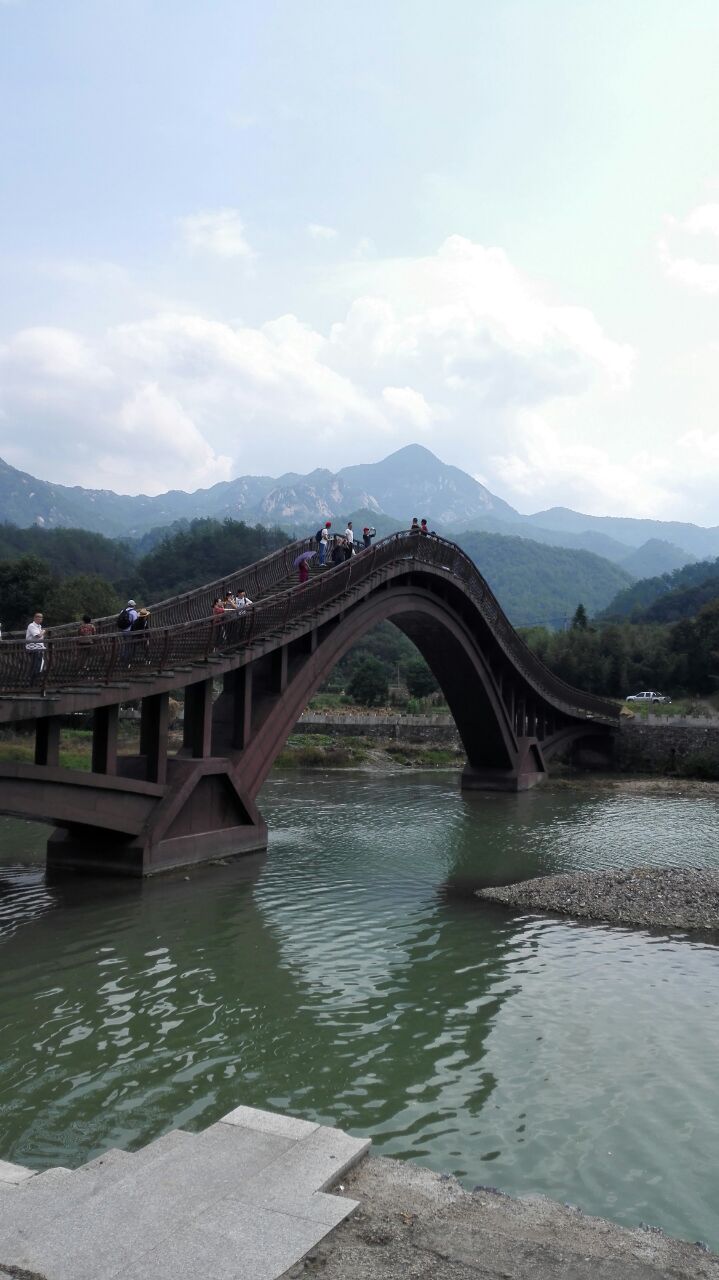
[2,1114,717,1280]
[0,1107,369,1280]
[281,1156,719,1280]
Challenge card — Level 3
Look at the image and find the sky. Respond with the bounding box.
[2,0,719,521]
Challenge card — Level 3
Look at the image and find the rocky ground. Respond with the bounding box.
[477,867,719,932]
[282,1156,719,1279]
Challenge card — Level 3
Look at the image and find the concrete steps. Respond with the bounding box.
[0,1106,369,1280]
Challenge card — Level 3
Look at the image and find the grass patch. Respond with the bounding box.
[624,698,717,719]
[384,743,463,767]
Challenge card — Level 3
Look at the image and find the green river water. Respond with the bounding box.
[0,772,718,1249]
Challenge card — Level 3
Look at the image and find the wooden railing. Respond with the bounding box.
[0,532,620,724]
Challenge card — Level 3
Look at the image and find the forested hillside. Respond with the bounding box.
[139,519,290,596]
[0,524,136,587]
[601,557,719,621]
[523,599,719,697]
[456,531,633,626]
[0,519,290,629]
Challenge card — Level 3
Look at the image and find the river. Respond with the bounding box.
[0,772,717,1250]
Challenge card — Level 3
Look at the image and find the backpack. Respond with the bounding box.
[117,607,132,630]
[315,528,323,543]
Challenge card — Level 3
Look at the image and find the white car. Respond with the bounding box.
[625,691,672,705]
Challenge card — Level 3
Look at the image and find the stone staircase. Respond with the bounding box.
[0,1106,370,1280]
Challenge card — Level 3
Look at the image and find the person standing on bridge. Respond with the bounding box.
[410,517,420,535]
[118,599,139,665]
[25,611,46,680]
[317,522,331,566]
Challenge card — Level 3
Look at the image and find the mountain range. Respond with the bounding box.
[1,444,717,577]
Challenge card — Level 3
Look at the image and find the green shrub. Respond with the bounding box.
[677,751,719,780]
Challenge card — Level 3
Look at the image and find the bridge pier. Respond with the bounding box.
[44,678,268,876]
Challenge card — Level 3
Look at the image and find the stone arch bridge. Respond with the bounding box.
[0,532,618,875]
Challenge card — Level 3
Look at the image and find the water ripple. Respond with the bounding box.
[0,774,717,1251]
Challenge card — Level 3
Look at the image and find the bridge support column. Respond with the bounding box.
[35,717,60,767]
[140,692,169,784]
[183,678,213,758]
[233,666,253,750]
[92,704,118,775]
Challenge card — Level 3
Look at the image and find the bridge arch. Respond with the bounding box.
[226,584,521,797]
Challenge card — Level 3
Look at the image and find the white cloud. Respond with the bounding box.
[307,223,339,241]
[491,411,672,517]
[178,208,254,259]
[381,385,436,429]
[0,235,647,505]
[352,236,376,259]
[658,200,719,294]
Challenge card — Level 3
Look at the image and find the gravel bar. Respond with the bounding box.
[477,868,719,932]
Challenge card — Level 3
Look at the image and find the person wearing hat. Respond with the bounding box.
[362,526,375,549]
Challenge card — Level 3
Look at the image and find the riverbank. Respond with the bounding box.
[284,1154,719,1279]
[477,867,719,933]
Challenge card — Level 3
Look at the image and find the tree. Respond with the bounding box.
[571,603,588,630]
[0,555,55,631]
[403,656,439,698]
[346,656,390,707]
[45,575,122,626]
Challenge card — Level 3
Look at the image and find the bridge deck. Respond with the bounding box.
[0,532,619,727]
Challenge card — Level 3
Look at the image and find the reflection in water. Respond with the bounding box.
[0,775,718,1251]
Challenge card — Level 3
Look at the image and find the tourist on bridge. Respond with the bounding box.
[331,537,346,566]
[77,614,96,675]
[130,608,151,664]
[118,599,139,664]
[362,526,375,549]
[344,520,354,548]
[317,521,331,566]
[410,517,420,535]
[235,589,253,609]
[118,600,138,631]
[25,611,46,680]
[420,518,429,535]
[212,597,227,647]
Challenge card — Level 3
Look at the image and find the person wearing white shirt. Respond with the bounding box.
[344,521,354,548]
[25,611,46,680]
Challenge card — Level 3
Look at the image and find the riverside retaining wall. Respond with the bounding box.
[294,713,462,746]
[614,719,719,773]
[295,712,719,774]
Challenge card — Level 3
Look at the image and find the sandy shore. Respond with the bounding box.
[282,1155,719,1279]
[477,867,719,933]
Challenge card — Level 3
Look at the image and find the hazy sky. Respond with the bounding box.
[2,0,719,520]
